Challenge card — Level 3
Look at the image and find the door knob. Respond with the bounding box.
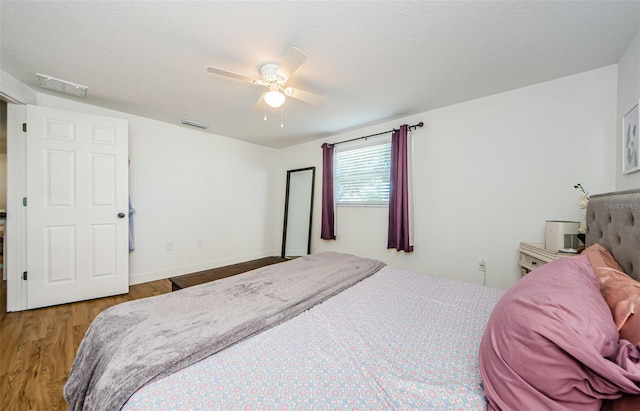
[117,212,125,219]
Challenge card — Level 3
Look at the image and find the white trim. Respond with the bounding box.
[0,92,22,105]
[6,103,27,311]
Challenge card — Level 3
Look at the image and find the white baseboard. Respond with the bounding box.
[128,250,281,286]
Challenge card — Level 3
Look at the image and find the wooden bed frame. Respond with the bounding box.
[168,256,287,291]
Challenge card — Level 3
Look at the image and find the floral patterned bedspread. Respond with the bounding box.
[123,266,503,410]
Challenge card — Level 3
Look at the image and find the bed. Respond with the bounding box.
[64,190,640,411]
[480,189,640,411]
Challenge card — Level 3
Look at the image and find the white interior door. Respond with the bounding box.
[26,105,129,309]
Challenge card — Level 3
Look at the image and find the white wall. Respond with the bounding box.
[0,70,36,104]
[281,66,618,290]
[0,62,623,291]
[34,93,281,284]
[616,30,640,190]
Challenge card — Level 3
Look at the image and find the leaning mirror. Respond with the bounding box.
[282,167,315,258]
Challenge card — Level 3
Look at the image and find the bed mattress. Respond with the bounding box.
[123,266,503,410]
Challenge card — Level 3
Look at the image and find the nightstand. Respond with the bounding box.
[518,242,574,277]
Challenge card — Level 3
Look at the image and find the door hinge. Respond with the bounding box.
[22,271,27,281]
[22,197,27,206]
[22,123,27,132]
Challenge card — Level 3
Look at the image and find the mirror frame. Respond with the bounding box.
[281,167,315,258]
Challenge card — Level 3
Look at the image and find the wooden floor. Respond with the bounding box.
[0,279,172,411]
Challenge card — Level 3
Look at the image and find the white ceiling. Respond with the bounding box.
[1,1,639,149]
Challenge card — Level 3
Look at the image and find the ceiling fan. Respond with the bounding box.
[206,47,324,110]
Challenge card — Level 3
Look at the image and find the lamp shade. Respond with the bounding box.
[264,84,285,108]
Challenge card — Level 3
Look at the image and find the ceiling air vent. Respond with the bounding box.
[180,119,210,129]
[36,73,87,98]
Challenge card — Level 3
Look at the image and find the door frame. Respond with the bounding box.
[6,103,27,311]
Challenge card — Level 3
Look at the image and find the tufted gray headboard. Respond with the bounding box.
[585,189,640,281]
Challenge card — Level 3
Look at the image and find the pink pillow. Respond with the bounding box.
[583,244,640,329]
[620,313,640,346]
[479,256,640,411]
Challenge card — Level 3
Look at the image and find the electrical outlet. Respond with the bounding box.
[478,257,487,272]
[166,242,174,252]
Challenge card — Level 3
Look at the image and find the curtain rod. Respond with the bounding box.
[331,122,424,146]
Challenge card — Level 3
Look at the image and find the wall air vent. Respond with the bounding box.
[180,119,210,129]
[36,73,88,98]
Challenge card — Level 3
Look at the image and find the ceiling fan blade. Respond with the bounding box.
[276,47,307,81]
[285,87,325,106]
[207,66,263,85]
[252,92,266,113]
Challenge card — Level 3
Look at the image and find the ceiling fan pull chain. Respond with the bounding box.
[280,104,284,128]
[264,100,268,122]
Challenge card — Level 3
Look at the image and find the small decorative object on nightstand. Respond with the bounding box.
[518,242,574,277]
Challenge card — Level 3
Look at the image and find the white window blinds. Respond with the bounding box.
[335,142,391,206]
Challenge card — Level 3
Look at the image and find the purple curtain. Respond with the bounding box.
[388,125,413,252]
[321,143,336,240]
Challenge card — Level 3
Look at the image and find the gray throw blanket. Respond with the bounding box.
[64,252,385,411]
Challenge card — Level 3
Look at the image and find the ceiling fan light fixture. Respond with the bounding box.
[264,84,285,108]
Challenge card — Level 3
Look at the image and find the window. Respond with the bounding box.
[335,141,391,206]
